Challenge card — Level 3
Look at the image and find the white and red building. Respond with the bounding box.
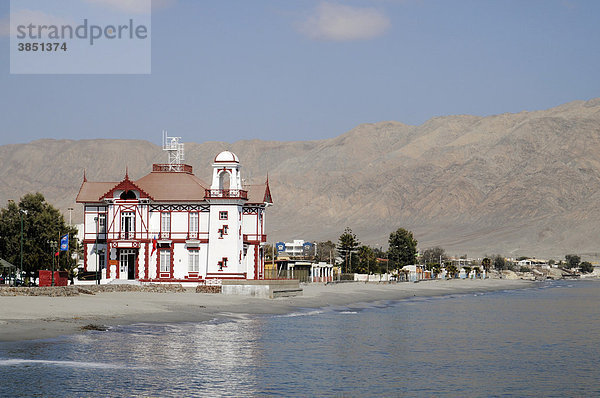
[76,150,272,284]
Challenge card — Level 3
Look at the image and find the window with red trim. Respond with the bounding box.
[188,249,200,272]
[218,225,229,238]
[161,212,171,233]
[189,212,199,232]
[219,211,228,220]
[159,250,171,273]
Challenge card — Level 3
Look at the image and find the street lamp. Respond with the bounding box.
[46,240,57,286]
[19,209,27,287]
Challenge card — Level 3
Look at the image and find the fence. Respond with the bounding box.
[264,268,310,283]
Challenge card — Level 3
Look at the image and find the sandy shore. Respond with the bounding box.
[0,279,535,342]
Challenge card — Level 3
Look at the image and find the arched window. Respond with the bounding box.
[120,190,137,200]
[218,171,230,190]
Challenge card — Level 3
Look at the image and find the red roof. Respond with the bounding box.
[136,171,209,201]
[77,164,272,204]
[77,167,209,203]
[76,181,117,203]
[244,181,273,204]
[77,167,275,205]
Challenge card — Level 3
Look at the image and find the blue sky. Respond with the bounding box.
[0,0,598,145]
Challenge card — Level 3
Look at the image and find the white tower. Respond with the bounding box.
[162,130,185,171]
[206,151,249,278]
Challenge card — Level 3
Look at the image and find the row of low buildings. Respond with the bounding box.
[268,239,335,283]
[402,264,487,282]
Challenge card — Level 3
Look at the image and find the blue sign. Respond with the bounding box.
[302,242,313,252]
[60,234,69,251]
[275,242,286,252]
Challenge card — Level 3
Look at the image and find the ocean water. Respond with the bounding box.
[1,280,599,397]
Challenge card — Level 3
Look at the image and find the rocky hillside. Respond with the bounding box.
[1,98,600,258]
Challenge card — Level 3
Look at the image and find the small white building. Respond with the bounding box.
[402,264,422,282]
[280,239,313,258]
[516,258,548,267]
[76,147,272,283]
[310,261,333,283]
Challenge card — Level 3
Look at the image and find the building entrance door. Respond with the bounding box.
[119,249,137,280]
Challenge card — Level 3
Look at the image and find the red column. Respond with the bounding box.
[145,242,149,280]
[135,248,140,280]
[106,242,111,279]
[169,244,174,280]
[254,244,259,280]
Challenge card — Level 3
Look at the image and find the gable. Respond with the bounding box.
[99,175,153,201]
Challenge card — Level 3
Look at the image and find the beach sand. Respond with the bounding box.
[0,279,535,342]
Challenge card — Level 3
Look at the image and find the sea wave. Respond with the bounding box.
[0,358,148,369]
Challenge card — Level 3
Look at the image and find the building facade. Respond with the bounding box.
[278,239,314,258]
[76,150,272,283]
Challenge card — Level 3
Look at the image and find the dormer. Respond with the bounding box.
[99,171,153,202]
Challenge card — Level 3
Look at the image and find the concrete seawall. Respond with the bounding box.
[221,279,302,298]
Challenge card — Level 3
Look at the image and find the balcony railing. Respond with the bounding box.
[104,231,147,241]
[205,189,248,200]
[186,232,209,241]
[120,231,136,240]
[243,234,267,243]
[153,163,193,173]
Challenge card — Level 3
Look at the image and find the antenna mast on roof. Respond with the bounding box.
[162,130,185,171]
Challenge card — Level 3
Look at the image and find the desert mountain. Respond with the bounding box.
[2,98,600,259]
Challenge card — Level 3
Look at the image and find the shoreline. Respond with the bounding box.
[0,279,537,342]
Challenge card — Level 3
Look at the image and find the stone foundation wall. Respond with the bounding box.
[0,283,186,296]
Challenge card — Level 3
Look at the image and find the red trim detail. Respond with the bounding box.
[98,174,153,201]
[152,164,193,173]
[254,244,258,280]
[116,249,120,280]
[106,241,111,279]
[145,242,149,280]
[139,277,204,283]
[159,211,171,239]
[243,234,267,244]
[135,248,140,280]
[188,211,200,239]
[206,272,247,279]
[205,189,248,200]
[218,225,228,239]
[217,257,229,271]
[170,244,174,280]
[264,177,273,203]
[156,248,162,278]
[83,243,88,272]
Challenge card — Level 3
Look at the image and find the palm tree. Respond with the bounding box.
[445,264,458,279]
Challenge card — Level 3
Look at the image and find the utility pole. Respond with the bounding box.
[47,240,57,286]
[18,210,27,286]
[386,249,389,282]
[345,252,348,275]
[67,207,74,226]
